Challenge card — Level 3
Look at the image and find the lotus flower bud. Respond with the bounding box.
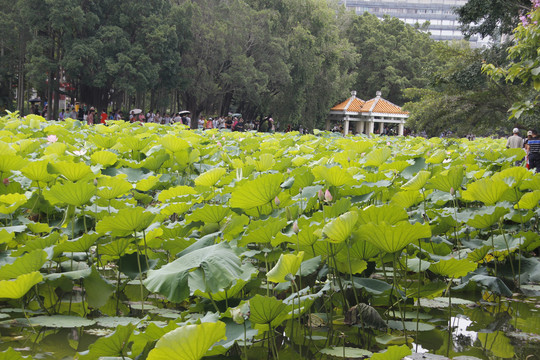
[324,189,333,203]
[347,157,351,163]
[231,307,245,324]
[450,187,455,196]
[387,141,391,146]
[292,221,299,234]
[318,189,324,201]
[2,178,9,186]
[212,134,215,140]
[217,141,222,147]
[274,196,280,206]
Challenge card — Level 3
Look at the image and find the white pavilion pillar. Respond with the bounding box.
[355,121,364,134]
[398,122,404,136]
[379,121,384,135]
[368,120,374,137]
[344,119,350,136]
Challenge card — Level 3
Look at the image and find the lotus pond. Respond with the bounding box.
[0,113,539,360]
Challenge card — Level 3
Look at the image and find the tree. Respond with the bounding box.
[345,13,436,106]
[456,0,530,38]
[404,42,524,137]
[482,1,540,125]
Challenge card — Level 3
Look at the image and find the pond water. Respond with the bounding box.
[2,294,539,359]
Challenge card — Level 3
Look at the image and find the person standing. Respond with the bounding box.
[87,108,95,125]
[526,129,540,172]
[506,128,524,149]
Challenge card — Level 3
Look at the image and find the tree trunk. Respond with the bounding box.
[16,37,25,114]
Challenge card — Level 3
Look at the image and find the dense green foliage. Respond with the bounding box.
[2,0,521,133]
[456,0,530,38]
[0,115,539,359]
[482,2,540,123]
[403,42,527,137]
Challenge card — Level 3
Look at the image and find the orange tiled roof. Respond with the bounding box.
[359,96,409,115]
[330,96,365,112]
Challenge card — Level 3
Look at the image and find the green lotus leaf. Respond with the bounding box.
[140,152,170,171]
[44,141,67,156]
[193,263,257,300]
[100,238,132,257]
[467,245,491,263]
[349,235,380,260]
[429,257,477,278]
[135,175,160,191]
[0,154,27,175]
[194,167,226,187]
[467,274,512,297]
[352,277,392,295]
[311,165,355,186]
[77,323,136,360]
[120,136,152,152]
[267,251,304,283]
[364,147,392,167]
[229,173,283,209]
[158,185,197,202]
[320,347,373,358]
[477,331,515,359]
[145,242,243,302]
[520,173,540,191]
[28,315,96,328]
[160,134,190,153]
[44,180,96,207]
[251,153,275,172]
[493,166,532,188]
[90,134,118,149]
[0,348,28,360]
[426,165,463,193]
[97,175,133,200]
[517,190,540,209]
[404,257,431,272]
[461,177,509,205]
[322,211,358,244]
[461,205,510,229]
[14,139,40,155]
[425,150,446,164]
[358,221,431,254]
[49,161,95,182]
[0,271,42,299]
[400,170,430,191]
[390,190,422,209]
[160,202,193,217]
[84,266,115,308]
[0,250,48,280]
[96,207,155,235]
[249,294,288,327]
[387,320,435,332]
[379,160,412,173]
[147,321,226,360]
[54,233,100,255]
[186,204,231,224]
[356,204,408,225]
[90,150,118,167]
[371,344,412,360]
[21,160,54,182]
[26,222,51,234]
[239,217,288,246]
[0,193,28,214]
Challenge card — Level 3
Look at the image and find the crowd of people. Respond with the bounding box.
[506,127,539,171]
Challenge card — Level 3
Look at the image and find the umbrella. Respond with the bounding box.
[231,113,242,118]
[29,98,41,103]
[178,110,190,115]
[130,108,142,115]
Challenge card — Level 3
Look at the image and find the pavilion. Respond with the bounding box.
[327,91,409,136]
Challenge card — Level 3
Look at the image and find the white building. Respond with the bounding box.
[340,0,489,47]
